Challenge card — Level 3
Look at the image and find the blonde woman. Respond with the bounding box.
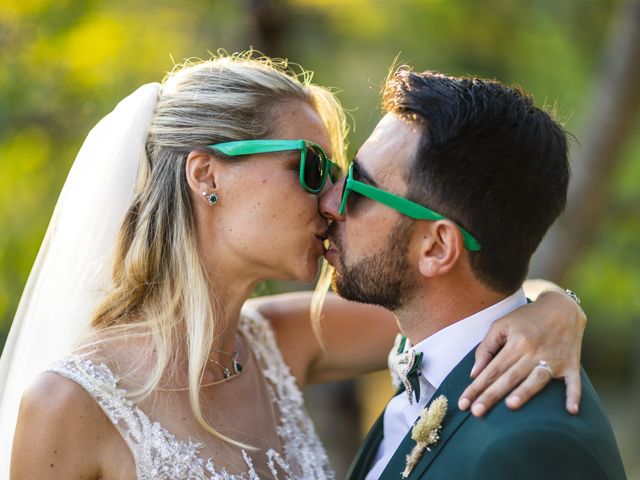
[1,54,584,479]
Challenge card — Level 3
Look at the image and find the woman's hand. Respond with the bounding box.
[457,288,586,417]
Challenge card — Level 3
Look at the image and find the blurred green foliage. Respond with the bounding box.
[1,0,638,379]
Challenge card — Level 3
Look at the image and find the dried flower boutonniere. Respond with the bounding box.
[402,395,448,479]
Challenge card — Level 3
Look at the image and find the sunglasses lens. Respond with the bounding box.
[303,145,326,191]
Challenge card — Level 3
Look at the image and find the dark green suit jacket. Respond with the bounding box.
[347,348,627,480]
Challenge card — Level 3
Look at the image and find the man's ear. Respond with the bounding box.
[185,150,217,197]
[417,220,464,278]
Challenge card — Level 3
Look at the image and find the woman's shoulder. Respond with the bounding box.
[12,370,110,478]
[21,368,109,428]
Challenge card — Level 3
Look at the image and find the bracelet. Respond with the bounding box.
[537,288,580,304]
[564,289,581,305]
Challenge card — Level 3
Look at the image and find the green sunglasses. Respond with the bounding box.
[339,162,482,251]
[208,139,336,194]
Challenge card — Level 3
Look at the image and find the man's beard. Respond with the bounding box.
[330,218,417,311]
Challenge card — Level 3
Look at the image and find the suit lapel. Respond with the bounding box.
[348,338,409,480]
[345,400,386,480]
[406,348,477,479]
[379,348,477,479]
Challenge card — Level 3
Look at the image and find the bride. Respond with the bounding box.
[1,53,585,479]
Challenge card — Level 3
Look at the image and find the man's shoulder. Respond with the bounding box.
[459,422,626,480]
[478,368,609,432]
[444,368,627,479]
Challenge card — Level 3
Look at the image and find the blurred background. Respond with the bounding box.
[1,0,638,477]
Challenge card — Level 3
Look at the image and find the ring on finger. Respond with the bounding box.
[534,359,553,378]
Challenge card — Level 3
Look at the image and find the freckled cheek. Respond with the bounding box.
[278,182,318,218]
[232,172,317,240]
[239,197,291,238]
[272,200,312,232]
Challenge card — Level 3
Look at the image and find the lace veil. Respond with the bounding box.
[0,83,160,472]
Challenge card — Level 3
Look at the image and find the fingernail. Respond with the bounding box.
[471,403,486,417]
[470,365,477,378]
[458,398,471,410]
[569,403,579,414]
[506,395,521,408]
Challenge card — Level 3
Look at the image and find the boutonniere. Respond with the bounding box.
[402,395,448,479]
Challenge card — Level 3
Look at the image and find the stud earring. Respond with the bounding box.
[202,191,219,206]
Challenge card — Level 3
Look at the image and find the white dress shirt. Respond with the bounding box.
[364,288,527,480]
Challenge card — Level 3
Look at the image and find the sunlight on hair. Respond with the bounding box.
[82,50,349,450]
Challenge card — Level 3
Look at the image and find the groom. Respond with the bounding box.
[320,70,626,479]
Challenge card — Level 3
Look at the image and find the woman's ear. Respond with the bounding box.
[185,151,217,197]
[417,220,464,278]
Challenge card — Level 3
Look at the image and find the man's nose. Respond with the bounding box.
[319,178,345,222]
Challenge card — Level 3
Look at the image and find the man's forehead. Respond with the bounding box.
[356,113,421,182]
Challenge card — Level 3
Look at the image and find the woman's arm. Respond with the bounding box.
[250,291,399,387]
[253,280,585,413]
[11,373,104,479]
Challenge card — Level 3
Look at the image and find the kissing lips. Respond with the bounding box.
[316,236,328,256]
[323,237,338,266]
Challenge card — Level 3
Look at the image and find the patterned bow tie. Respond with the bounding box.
[396,348,424,405]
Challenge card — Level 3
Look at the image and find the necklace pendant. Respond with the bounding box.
[233,360,243,374]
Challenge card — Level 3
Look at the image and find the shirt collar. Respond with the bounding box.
[407,288,527,391]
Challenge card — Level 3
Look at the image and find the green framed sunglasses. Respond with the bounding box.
[339,162,482,251]
[208,139,336,194]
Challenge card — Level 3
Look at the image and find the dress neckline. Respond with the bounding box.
[47,305,336,479]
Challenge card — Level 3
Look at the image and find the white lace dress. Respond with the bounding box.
[47,306,335,480]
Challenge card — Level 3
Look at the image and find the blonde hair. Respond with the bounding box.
[86,52,347,447]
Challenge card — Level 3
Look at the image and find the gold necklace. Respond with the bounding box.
[156,335,246,391]
[156,375,234,392]
[208,334,243,379]
[209,352,242,378]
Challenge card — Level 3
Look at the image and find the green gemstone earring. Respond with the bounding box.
[202,191,219,206]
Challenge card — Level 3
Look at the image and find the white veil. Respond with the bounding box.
[0,83,160,473]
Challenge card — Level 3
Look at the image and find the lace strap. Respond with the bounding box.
[48,357,212,479]
[239,304,336,480]
[48,357,148,472]
[239,305,304,404]
[48,357,133,425]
